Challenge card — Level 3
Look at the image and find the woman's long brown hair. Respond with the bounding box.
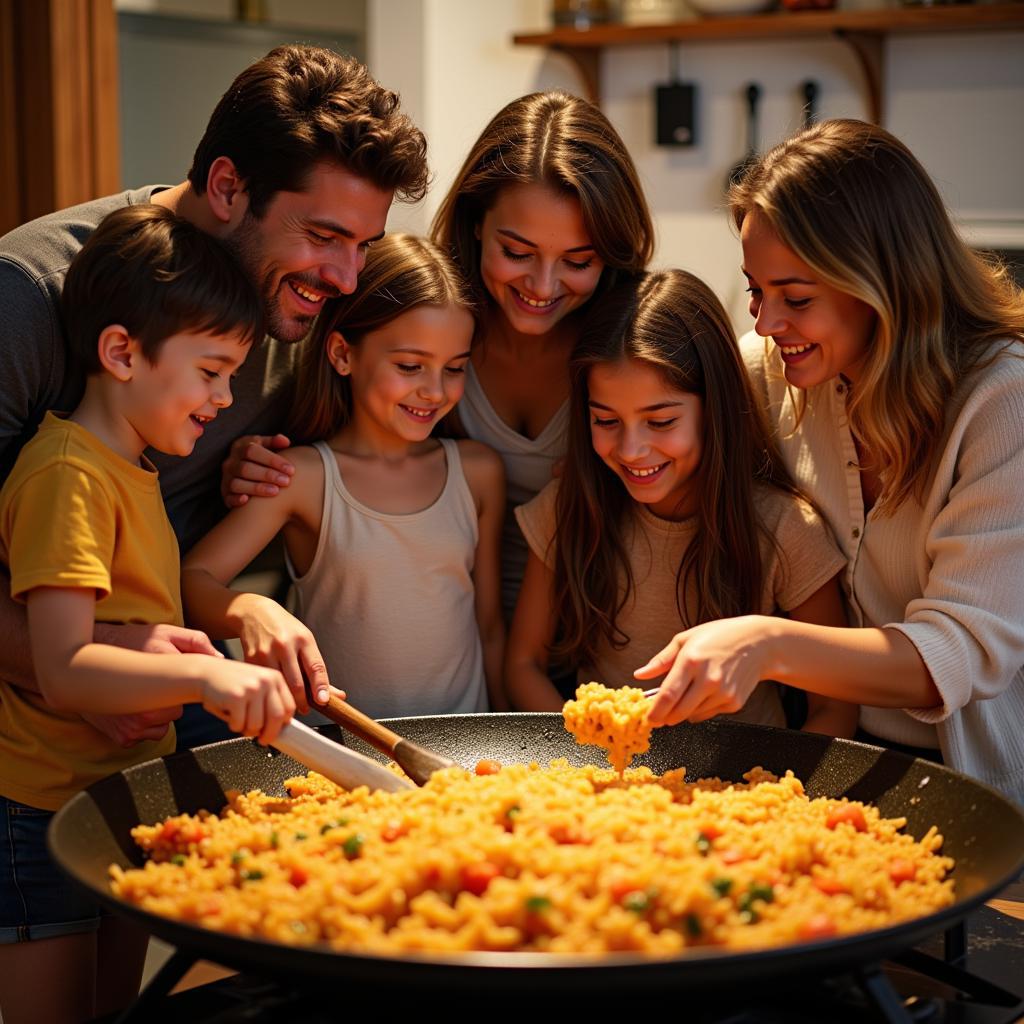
[430,91,654,310]
[729,119,1024,512]
[288,234,475,443]
[551,270,800,670]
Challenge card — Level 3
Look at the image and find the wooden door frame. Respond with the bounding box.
[0,0,121,236]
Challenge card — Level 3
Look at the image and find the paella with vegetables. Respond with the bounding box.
[109,685,955,955]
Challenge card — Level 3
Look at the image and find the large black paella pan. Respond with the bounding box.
[48,715,1024,993]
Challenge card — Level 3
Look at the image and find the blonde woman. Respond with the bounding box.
[639,120,1024,805]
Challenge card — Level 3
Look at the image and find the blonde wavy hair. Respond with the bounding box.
[729,119,1024,511]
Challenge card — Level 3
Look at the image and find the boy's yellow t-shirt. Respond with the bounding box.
[0,412,181,810]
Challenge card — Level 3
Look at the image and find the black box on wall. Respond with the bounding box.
[656,83,697,147]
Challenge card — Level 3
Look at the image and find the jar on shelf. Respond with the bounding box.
[552,0,612,29]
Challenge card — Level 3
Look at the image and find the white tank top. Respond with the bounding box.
[288,439,487,718]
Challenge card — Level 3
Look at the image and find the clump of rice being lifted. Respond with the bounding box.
[563,681,655,773]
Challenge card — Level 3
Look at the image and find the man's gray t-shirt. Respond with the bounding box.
[0,187,300,551]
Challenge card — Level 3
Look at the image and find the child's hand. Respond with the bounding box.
[200,659,295,746]
[236,598,331,712]
[634,616,773,727]
[221,433,294,507]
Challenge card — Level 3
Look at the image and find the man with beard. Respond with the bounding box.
[0,44,428,748]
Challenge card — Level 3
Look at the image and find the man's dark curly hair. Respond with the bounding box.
[188,45,428,217]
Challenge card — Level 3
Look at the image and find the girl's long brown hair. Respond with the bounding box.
[552,270,800,669]
[430,91,654,309]
[288,234,474,443]
[729,119,1024,512]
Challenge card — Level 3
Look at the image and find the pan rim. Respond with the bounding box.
[48,716,1024,982]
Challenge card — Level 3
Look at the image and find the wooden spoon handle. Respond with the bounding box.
[318,693,457,786]
[321,692,402,758]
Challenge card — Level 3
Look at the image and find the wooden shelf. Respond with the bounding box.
[512,3,1024,121]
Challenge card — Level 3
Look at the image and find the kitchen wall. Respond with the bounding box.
[115,0,1024,327]
[367,0,1024,326]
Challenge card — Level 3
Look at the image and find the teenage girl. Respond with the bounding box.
[506,270,857,738]
[182,235,507,717]
[641,120,1024,804]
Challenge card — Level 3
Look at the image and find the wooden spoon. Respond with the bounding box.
[318,693,457,786]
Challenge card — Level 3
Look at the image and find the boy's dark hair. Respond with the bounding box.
[188,45,429,218]
[63,204,264,374]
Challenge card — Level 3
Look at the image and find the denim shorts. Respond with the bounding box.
[1,795,102,943]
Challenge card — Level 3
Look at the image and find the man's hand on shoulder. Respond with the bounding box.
[221,433,295,507]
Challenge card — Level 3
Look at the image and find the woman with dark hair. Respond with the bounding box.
[431,91,655,621]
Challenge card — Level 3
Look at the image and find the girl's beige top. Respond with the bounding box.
[742,332,1024,805]
[287,439,487,719]
[516,478,846,730]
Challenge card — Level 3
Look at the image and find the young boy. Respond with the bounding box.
[0,205,296,1024]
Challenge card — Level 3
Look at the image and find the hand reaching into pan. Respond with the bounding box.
[634,615,772,726]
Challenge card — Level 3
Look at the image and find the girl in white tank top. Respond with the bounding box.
[182,235,508,718]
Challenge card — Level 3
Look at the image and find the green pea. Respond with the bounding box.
[623,891,650,913]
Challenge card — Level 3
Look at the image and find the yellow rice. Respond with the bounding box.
[563,682,654,773]
[110,761,955,955]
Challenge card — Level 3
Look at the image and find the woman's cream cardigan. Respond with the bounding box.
[743,333,1024,806]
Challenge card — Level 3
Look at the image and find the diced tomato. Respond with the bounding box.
[699,823,725,841]
[812,875,849,896]
[798,914,838,941]
[289,866,309,888]
[548,823,591,845]
[381,821,410,843]
[183,823,207,845]
[719,849,747,865]
[460,861,500,896]
[475,759,502,776]
[826,804,867,832]
[610,878,642,904]
[159,820,181,842]
[888,859,917,885]
[423,865,443,885]
[198,897,223,916]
